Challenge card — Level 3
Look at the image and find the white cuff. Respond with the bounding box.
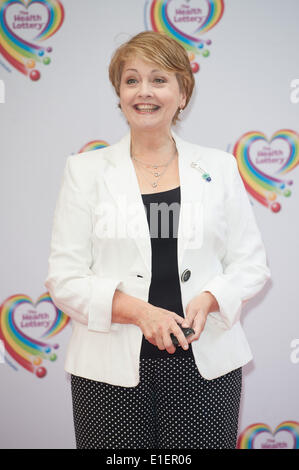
[88,277,123,332]
[201,276,242,329]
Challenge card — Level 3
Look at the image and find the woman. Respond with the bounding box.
[45,31,271,449]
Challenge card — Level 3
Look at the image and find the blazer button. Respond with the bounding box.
[181,269,191,282]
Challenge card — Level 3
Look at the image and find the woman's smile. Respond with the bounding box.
[133,103,161,113]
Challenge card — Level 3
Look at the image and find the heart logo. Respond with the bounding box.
[79,140,109,153]
[237,421,299,449]
[0,292,70,378]
[0,0,64,80]
[144,0,225,73]
[233,130,299,213]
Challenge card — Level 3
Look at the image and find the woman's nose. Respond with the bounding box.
[137,80,153,98]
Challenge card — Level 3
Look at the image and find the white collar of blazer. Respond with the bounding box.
[100,129,209,277]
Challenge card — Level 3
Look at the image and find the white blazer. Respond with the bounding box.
[45,130,271,387]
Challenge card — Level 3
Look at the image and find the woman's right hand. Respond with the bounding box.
[136,304,190,354]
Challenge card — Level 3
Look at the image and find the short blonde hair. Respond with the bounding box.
[109,31,195,124]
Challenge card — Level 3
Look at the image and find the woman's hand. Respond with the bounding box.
[137,304,190,354]
[181,291,220,344]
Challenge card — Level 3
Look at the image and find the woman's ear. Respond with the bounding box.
[180,93,187,110]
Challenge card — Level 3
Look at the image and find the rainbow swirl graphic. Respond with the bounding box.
[0,0,64,80]
[237,421,299,449]
[0,292,70,378]
[144,0,224,71]
[233,130,299,213]
[79,140,109,153]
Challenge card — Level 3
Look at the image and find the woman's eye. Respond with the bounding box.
[125,77,166,85]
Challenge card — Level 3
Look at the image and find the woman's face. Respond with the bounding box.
[119,56,186,132]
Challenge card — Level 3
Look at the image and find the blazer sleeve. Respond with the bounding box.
[200,154,271,329]
[44,155,123,333]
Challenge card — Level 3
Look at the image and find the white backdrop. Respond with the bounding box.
[0,0,298,449]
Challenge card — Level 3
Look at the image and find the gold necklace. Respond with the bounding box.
[131,142,178,190]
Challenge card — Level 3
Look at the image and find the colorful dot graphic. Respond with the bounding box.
[144,0,224,73]
[0,293,70,378]
[233,130,299,212]
[0,0,64,80]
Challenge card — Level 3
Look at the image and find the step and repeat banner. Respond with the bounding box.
[0,0,298,449]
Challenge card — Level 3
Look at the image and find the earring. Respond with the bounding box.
[179,108,183,114]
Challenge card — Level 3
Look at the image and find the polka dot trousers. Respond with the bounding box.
[70,355,242,449]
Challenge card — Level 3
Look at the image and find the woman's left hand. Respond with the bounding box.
[180,291,219,344]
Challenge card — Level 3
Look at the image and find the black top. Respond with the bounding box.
[139,186,193,358]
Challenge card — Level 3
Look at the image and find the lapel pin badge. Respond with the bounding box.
[191,162,212,182]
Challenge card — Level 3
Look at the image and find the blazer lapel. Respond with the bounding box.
[174,131,205,269]
[101,130,206,277]
[102,132,152,275]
